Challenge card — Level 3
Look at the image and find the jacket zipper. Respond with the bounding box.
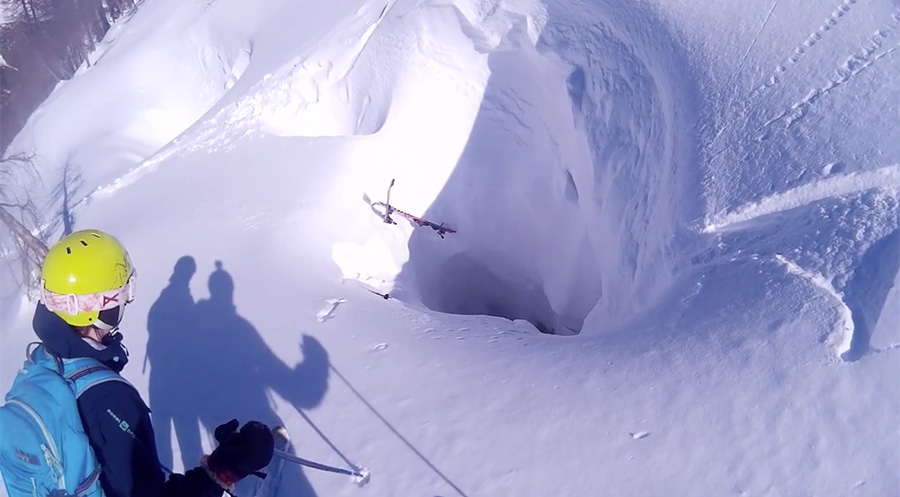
[7,399,65,488]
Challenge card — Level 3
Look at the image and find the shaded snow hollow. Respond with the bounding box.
[332,1,703,336]
[330,0,899,353]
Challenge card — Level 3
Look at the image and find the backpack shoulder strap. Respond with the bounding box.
[62,358,131,399]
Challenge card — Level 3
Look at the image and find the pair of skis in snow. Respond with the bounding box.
[372,179,456,238]
[249,427,370,497]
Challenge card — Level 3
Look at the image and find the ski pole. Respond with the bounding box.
[274,449,371,486]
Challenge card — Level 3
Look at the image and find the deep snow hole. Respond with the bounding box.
[401,7,701,335]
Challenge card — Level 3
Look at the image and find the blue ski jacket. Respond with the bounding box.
[31,303,225,497]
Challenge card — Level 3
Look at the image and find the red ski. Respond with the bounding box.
[372,179,456,238]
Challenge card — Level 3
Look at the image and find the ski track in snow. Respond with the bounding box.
[774,254,854,358]
[735,0,780,78]
[705,164,900,233]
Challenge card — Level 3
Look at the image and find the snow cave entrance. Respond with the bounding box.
[412,249,572,335]
[399,10,700,336]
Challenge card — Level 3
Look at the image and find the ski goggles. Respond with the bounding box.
[41,270,137,328]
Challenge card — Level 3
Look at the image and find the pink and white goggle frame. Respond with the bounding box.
[41,271,137,325]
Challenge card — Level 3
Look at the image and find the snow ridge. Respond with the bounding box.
[705,164,900,233]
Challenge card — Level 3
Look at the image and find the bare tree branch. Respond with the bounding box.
[0,151,48,297]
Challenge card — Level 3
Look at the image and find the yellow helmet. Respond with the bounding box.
[41,229,136,329]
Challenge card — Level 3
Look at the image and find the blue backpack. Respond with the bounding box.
[0,343,128,497]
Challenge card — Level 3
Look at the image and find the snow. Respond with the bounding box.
[1,0,898,495]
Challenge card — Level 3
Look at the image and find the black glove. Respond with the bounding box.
[205,419,275,488]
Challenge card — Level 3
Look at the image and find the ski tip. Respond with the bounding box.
[272,425,290,440]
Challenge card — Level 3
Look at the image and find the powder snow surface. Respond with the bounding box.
[1,0,898,496]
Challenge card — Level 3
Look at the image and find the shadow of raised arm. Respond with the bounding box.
[265,334,330,411]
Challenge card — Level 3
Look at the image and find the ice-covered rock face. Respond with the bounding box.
[399,0,702,335]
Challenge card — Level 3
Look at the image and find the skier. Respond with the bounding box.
[0,229,275,497]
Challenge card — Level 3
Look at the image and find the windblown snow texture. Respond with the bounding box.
[1,0,897,496]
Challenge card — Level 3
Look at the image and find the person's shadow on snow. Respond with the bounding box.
[147,258,328,497]
[146,256,202,471]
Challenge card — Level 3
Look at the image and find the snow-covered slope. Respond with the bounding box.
[2,0,898,495]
